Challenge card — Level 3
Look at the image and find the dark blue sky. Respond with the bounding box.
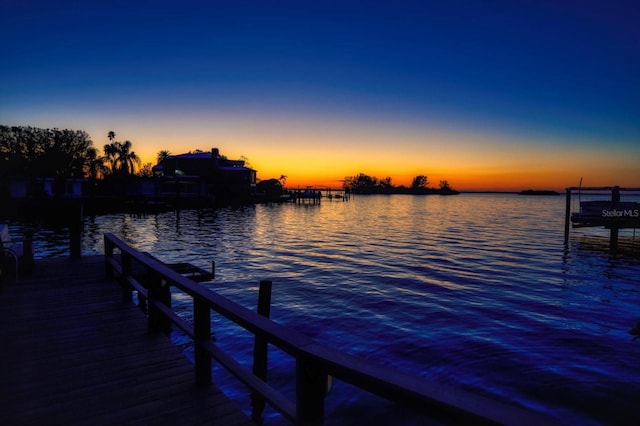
[1,0,638,189]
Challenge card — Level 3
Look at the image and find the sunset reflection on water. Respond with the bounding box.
[5,193,640,425]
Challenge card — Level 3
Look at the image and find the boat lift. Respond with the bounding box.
[564,186,640,251]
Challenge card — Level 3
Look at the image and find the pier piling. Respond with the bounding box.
[564,188,571,245]
[69,202,83,259]
[252,280,273,424]
[609,186,621,252]
[194,298,212,386]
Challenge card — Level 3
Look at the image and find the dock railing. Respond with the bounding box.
[104,232,557,426]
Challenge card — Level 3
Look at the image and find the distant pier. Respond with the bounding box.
[290,187,350,204]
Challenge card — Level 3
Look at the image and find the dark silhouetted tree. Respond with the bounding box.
[240,155,251,168]
[157,150,171,164]
[411,175,429,189]
[0,125,95,179]
[0,125,99,198]
[379,176,393,193]
[257,178,284,200]
[115,140,141,175]
[343,173,379,194]
[103,141,119,174]
[104,133,140,176]
[138,162,154,177]
[341,170,458,195]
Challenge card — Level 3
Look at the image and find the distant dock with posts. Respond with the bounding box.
[564,186,640,251]
[289,187,350,204]
[0,233,560,425]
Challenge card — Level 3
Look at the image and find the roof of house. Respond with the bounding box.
[152,150,255,173]
[167,152,215,159]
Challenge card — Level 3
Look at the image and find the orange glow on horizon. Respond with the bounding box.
[133,141,637,192]
[67,114,639,193]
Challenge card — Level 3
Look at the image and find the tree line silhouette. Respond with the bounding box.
[0,125,147,180]
[0,125,157,200]
[1,125,459,199]
[343,173,458,195]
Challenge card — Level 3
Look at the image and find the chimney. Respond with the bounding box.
[212,148,219,158]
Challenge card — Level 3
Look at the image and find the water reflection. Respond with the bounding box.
[3,194,640,424]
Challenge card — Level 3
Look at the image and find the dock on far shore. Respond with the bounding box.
[288,187,350,204]
[0,256,253,426]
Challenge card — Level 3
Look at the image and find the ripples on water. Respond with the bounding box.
[7,194,640,425]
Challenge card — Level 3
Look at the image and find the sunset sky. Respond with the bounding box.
[1,0,638,190]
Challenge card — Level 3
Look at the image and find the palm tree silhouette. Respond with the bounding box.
[104,133,141,175]
[85,147,105,179]
[157,150,171,164]
[103,142,119,174]
[115,140,141,175]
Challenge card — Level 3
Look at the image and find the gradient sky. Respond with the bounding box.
[1,0,639,190]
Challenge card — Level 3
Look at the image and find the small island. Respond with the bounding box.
[342,173,460,195]
[518,189,560,196]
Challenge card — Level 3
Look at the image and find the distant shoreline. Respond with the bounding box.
[517,190,560,196]
[300,189,560,195]
[459,191,519,194]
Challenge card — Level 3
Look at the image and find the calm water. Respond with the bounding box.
[6,194,640,425]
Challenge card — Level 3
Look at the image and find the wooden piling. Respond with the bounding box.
[252,280,273,424]
[70,202,83,259]
[147,274,172,334]
[194,298,212,386]
[564,188,571,245]
[121,253,133,302]
[23,229,34,274]
[610,186,620,252]
[296,355,328,425]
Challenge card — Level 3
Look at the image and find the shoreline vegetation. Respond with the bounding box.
[341,173,460,195]
[1,124,574,218]
[1,125,462,217]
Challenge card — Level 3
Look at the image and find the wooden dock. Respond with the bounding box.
[1,237,562,425]
[0,256,253,426]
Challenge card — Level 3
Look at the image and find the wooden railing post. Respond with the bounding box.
[23,229,34,275]
[104,235,114,279]
[147,273,172,335]
[296,355,327,426]
[194,298,212,386]
[252,280,272,424]
[70,201,83,259]
[121,253,133,302]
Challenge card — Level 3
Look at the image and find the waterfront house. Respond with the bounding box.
[6,175,85,199]
[152,148,256,204]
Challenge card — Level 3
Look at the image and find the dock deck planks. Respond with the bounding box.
[0,256,253,425]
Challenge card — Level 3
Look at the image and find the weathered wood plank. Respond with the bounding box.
[0,256,252,426]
